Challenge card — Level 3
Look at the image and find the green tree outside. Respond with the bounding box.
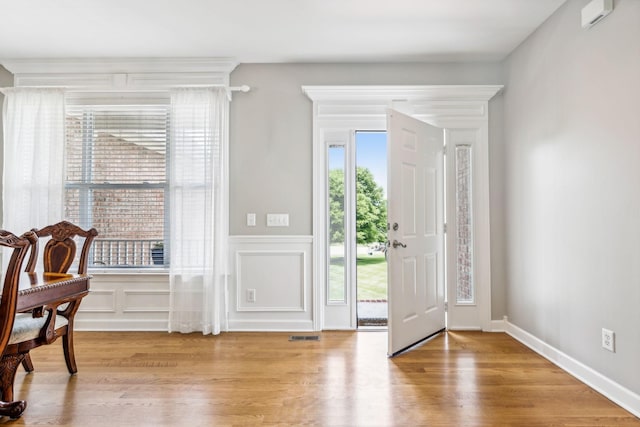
[329,167,387,245]
[328,168,345,244]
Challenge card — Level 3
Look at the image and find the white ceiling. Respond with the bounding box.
[0,0,566,63]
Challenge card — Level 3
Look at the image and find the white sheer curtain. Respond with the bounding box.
[1,88,65,234]
[168,87,228,335]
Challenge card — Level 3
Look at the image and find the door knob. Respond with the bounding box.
[392,240,407,249]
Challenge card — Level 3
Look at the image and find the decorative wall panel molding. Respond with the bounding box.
[79,290,116,313]
[228,235,314,331]
[75,273,170,331]
[123,290,170,313]
[236,250,306,312]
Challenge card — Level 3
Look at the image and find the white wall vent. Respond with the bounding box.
[581,0,613,29]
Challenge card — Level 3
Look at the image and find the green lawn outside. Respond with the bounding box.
[328,246,387,301]
[356,252,387,300]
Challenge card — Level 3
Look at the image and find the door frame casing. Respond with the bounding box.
[303,85,503,332]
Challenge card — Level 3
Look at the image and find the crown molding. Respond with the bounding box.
[0,58,239,91]
[0,57,238,75]
[302,85,503,127]
[302,85,503,102]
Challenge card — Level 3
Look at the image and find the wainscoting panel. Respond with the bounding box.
[236,250,305,312]
[228,236,314,331]
[76,272,170,331]
[75,236,313,332]
[123,290,170,313]
[80,290,117,313]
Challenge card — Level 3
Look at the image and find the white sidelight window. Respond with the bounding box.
[455,145,474,303]
[327,144,348,303]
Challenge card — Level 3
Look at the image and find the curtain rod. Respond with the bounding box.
[230,85,250,93]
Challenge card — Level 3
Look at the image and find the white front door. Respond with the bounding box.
[387,109,445,356]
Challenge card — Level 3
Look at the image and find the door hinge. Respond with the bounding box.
[443,223,447,234]
[444,301,448,312]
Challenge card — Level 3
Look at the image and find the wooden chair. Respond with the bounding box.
[0,230,35,418]
[20,221,98,375]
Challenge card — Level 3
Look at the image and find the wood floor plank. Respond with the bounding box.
[1,331,637,426]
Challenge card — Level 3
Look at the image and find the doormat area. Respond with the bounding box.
[358,318,388,327]
[357,300,388,327]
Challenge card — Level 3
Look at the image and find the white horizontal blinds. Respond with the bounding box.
[65,104,170,267]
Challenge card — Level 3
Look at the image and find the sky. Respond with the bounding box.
[356,131,387,196]
[328,131,388,197]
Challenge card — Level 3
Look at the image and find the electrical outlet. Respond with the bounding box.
[602,328,615,352]
[247,289,256,303]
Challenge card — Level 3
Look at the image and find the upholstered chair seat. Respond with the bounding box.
[9,314,68,345]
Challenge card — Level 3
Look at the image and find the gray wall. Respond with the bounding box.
[229,62,507,319]
[0,65,14,226]
[502,0,640,394]
[488,95,506,319]
[229,62,504,235]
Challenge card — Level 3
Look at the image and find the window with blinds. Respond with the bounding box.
[65,104,170,268]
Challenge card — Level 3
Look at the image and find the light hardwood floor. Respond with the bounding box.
[3,331,638,426]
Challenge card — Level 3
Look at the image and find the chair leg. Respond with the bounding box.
[62,331,77,374]
[0,354,27,419]
[0,354,25,402]
[21,353,34,373]
[0,399,26,419]
[59,300,81,375]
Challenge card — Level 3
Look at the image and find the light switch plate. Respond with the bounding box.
[247,213,256,227]
[266,213,289,227]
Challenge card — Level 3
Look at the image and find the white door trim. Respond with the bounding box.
[303,85,502,332]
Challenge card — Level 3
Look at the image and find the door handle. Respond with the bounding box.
[392,240,407,249]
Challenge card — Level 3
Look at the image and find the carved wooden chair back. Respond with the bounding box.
[19,221,97,378]
[0,230,33,417]
[25,221,98,275]
[0,231,32,353]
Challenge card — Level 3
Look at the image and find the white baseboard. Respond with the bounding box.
[505,317,640,418]
[227,319,314,332]
[489,318,506,332]
[447,326,482,331]
[75,319,168,331]
[447,319,505,332]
